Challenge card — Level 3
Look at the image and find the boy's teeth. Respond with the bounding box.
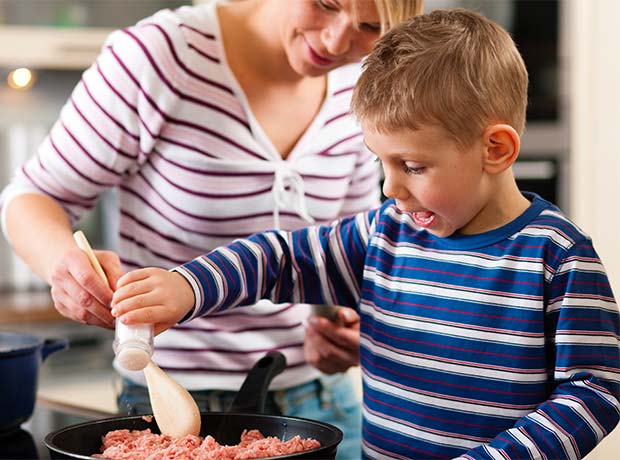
[414,211,433,221]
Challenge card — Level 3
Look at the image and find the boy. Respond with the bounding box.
[111,9,620,460]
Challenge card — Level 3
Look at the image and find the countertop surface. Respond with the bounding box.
[0,291,62,324]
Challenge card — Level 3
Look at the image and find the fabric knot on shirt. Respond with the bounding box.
[271,162,315,230]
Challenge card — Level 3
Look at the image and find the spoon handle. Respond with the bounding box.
[73,230,108,285]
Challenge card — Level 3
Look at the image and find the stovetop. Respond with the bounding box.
[0,405,94,460]
[0,312,117,460]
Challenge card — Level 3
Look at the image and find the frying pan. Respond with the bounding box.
[45,352,344,459]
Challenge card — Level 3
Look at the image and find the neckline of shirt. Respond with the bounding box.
[387,193,552,250]
[209,0,334,163]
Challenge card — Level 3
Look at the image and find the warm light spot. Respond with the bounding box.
[7,67,35,90]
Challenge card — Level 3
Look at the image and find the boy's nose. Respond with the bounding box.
[321,16,352,56]
[382,172,407,201]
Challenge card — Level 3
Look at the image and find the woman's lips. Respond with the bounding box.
[306,41,335,67]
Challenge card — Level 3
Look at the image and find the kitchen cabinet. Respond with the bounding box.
[0,0,190,69]
[0,25,111,69]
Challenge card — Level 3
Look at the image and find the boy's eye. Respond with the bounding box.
[404,164,425,175]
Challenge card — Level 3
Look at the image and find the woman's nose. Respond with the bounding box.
[321,16,353,56]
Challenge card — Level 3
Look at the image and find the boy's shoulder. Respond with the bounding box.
[519,194,592,248]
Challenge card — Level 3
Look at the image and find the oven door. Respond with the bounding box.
[514,158,560,207]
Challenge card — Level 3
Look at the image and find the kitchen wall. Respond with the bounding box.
[569,0,620,458]
[0,0,191,290]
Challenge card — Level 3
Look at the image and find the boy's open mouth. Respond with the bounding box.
[413,211,435,228]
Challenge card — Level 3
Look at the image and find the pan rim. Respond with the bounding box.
[44,412,344,460]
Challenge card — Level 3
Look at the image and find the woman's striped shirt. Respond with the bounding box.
[176,195,620,459]
[0,2,380,390]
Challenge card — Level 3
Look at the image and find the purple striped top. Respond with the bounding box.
[0,2,380,390]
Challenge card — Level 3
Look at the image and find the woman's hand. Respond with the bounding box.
[111,268,195,335]
[304,307,361,374]
[49,248,122,329]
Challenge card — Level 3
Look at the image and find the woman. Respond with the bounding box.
[0,0,422,457]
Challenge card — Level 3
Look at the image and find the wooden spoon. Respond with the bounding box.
[73,230,201,438]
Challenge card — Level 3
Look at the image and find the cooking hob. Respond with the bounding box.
[0,404,99,460]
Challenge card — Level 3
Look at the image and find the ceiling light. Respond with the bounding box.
[7,67,36,90]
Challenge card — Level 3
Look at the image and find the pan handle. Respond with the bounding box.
[228,351,286,413]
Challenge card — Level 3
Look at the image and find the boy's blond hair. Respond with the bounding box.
[352,9,528,147]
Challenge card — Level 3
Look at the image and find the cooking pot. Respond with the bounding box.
[0,330,68,432]
[45,351,344,459]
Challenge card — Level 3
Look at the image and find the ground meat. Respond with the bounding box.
[94,428,321,460]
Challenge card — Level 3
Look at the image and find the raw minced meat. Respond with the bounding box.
[94,428,321,459]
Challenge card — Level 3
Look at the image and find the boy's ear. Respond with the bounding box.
[482,124,520,174]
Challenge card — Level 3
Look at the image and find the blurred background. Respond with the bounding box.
[0,1,617,458]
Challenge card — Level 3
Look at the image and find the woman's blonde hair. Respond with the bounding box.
[352,0,424,33]
[352,9,528,148]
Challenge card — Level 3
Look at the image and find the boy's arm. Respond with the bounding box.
[457,242,620,460]
[174,211,377,323]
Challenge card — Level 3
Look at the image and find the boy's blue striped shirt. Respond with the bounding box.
[176,194,620,459]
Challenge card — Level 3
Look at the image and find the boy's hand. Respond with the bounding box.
[111,268,195,335]
[304,307,361,374]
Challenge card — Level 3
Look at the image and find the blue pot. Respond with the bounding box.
[0,331,67,432]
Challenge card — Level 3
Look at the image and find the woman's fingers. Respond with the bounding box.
[50,281,114,328]
[310,315,360,347]
[304,318,361,374]
[49,252,115,327]
[66,250,113,304]
[96,250,123,290]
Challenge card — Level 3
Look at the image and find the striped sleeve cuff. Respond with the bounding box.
[170,265,204,323]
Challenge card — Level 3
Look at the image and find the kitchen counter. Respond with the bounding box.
[0,291,61,324]
[0,291,116,375]
[37,368,119,417]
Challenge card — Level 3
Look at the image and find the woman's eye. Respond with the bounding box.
[361,23,381,33]
[316,0,337,11]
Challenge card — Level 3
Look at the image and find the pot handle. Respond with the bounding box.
[228,351,286,414]
[41,337,69,361]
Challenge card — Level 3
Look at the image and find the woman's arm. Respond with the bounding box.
[5,193,75,283]
[5,193,121,328]
[0,12,183,327]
